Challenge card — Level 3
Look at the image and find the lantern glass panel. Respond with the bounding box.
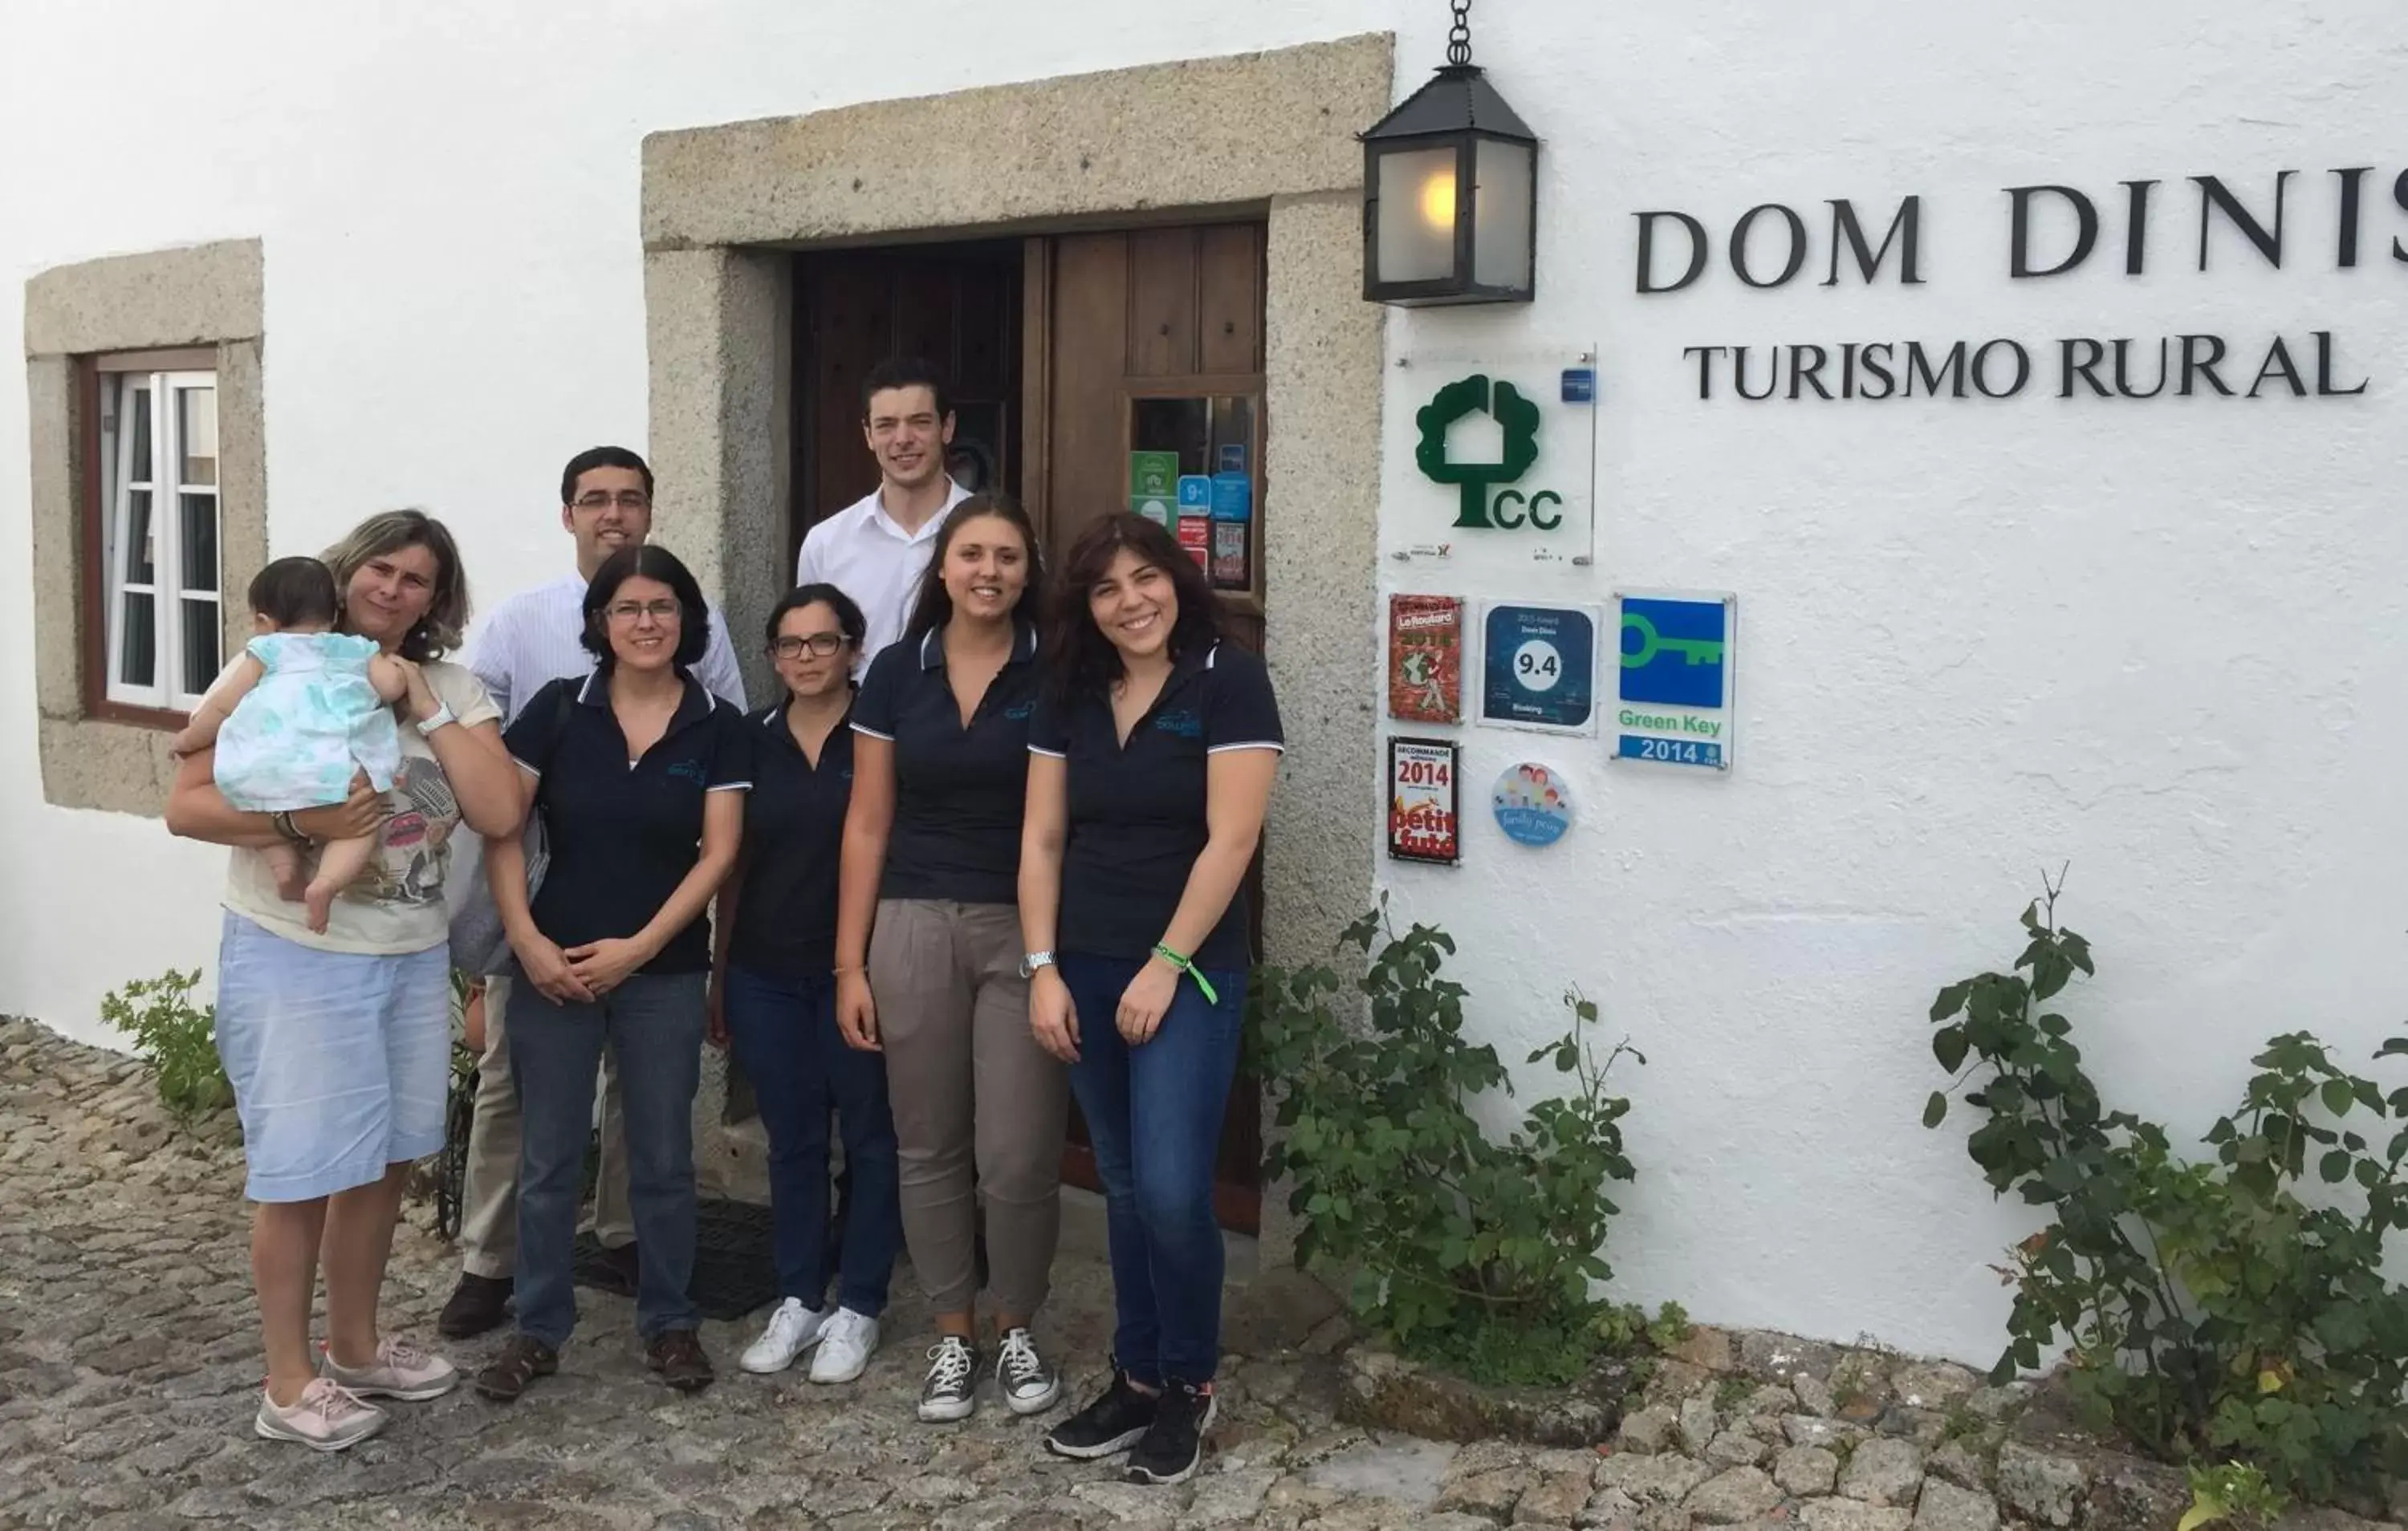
[1375,144,1459,285]
[1472,137,1533,290]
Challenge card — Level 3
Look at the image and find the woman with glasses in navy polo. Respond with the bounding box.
[1019,511,1283,1487]
[474,545,751,1403]
[835,492,1068,1425]
[713,583,902,1388]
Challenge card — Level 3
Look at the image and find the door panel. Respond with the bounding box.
[1198,225,1265,376]
[1125,227,1201,378]
[791,244,1023,562]
[1027,220,1271,1235]
[1043,233,1134,555]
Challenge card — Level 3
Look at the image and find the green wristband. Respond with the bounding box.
[1151,943,1219,1006]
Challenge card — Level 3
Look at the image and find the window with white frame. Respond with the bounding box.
[96,365,220,711]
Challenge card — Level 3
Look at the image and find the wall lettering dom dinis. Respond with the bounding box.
[1635,169,2402,403]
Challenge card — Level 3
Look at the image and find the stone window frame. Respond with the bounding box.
[25,238,266,817]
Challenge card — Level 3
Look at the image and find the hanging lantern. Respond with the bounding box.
[1361,0,1539,306]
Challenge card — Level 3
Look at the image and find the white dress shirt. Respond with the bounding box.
[467,572,748,727]
[795,481,970,671]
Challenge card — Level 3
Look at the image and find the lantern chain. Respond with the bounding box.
[1447,0,1473,66]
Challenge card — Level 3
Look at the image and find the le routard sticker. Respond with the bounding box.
[1388,594,1465,725]
[1491,761,1574,847]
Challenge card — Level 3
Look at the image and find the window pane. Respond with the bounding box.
[1374,144,1460,284]
[1473,139,1534,290]
[117,594,156,687]
[124,489,155,583]
[180,492,219,594]
[128,384,153,485]
[177,387,218,486]
[181,599,222,697]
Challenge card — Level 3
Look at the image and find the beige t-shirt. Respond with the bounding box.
[218,658,502,955]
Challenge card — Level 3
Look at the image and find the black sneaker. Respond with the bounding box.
[996,1326,1061,1415]
[1044,1371,1159,1460]
[1125,1382,1215,1485]
[917,1335,980,1423]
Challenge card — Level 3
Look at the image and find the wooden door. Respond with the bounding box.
[1022,221,1271,1233]
[791,242,1023,557]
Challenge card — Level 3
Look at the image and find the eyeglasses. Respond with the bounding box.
[604,599,681,623]
[771,634,848,660]
[572,491,653,511]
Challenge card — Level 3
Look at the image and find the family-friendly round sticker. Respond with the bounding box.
[1491,761,1573,847]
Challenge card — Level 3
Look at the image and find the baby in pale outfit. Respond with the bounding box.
[172,557,410,932]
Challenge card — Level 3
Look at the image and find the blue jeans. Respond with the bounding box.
[721,963,902,1316]
[507,971,705,1347]
[1059,952,1247,1388]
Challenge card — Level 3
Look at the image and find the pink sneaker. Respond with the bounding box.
[319,1337,459,1401]
[254,1377,387,1452]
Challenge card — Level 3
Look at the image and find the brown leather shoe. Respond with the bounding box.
[473,1334,557,1403]
[645,1329,714,1392]
[438,1272,512,1340]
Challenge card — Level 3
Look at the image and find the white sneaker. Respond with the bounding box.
[740,1297,830,1375]
[253,1378,387,1452]
[807,1307,880,1383]
[997,1326,1062,1415]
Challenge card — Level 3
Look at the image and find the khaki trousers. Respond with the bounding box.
[457,973,635,1278]
[870,899,1067,1317]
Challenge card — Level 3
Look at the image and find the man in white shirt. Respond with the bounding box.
[795,357,971,669]
[440,445,747,1340]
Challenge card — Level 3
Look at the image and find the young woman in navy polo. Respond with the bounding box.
[833,493,1069,1424]
[474,546,750,1403]
[712,583,903,1387]
[1019,512,1284,1486]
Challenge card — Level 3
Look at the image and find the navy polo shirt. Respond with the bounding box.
[1028,641,1284,970]
[727,701,854,979]
[851,622,1040,905]
[505,673,753,976]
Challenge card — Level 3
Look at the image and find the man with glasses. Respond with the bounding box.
[795,356,971,671]
[439,445,746,1341]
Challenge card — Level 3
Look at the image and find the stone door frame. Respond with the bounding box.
[640,38,1393,1253]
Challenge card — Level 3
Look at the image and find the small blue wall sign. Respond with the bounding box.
[1613,590,1737,771]
[1491,761,1575,847]
[1480,602,1598,735]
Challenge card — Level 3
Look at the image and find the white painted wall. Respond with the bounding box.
[1373,1,2408,1363]
[5,0,2405,1367]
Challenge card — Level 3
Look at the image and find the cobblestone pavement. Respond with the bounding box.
[0,1018,1568,1530]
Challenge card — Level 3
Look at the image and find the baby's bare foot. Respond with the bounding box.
[304,880,336,934]
[275,865,309,904]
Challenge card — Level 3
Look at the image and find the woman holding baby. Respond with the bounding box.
[165,508,523,1452]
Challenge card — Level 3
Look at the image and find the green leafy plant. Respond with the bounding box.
[2180,1461,2285,1531]
[1924,874,2408,1501]
[102,969,230,1118]
[1251,903,1653,1387]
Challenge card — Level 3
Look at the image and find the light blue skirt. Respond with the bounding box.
[212,911,449,1203]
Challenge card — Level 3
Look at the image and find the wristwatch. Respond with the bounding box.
[1019,950,1056,979]
[414,704,458,737]
[270,810,306,844]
